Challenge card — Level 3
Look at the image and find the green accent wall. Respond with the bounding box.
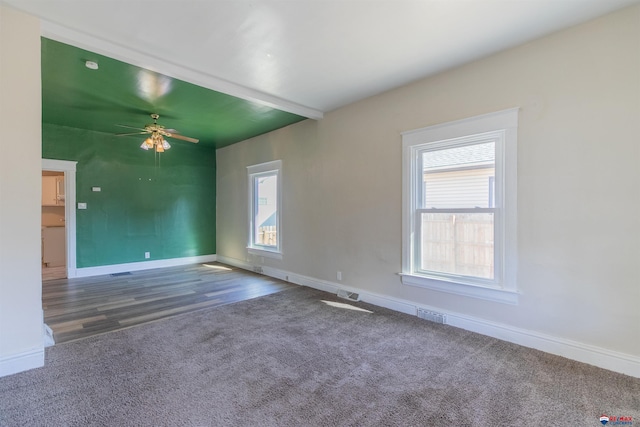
[43,123,216,268]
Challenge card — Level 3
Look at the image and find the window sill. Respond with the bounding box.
[401,273,519,305]
[247,247,283,260]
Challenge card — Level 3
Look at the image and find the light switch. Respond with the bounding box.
[78,203,87,210]
[92,187,101,192]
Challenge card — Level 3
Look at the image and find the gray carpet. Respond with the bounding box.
[1,286,638,426]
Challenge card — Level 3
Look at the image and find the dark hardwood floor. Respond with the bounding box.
[42,262,296,344]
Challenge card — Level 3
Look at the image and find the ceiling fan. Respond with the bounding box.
[116,113,199,153]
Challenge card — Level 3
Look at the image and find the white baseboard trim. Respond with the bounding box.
[0,348,44,377]
[216,254,640,378]
[215,256,253,274]
[44,324,55,347]
[441,311,640,379]
[75,254,218,278]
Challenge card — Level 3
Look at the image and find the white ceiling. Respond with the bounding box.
[3,0,639,117]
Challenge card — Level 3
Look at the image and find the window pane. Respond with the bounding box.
[255,174,277,247]
[422,142,495,209]
[419,212,494,279]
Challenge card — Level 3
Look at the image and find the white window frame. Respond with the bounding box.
[247,160,283,259]
[401,109,518,304]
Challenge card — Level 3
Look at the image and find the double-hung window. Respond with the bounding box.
[247,160,282,259]
[401,109,518,304]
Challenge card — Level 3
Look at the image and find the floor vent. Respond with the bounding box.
[336,289,360,302]
[111,272,132,277]
[417,308,446,324]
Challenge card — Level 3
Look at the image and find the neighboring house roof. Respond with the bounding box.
[259,212,277,228]
[424,142,494,171]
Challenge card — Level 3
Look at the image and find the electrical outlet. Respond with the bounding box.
[337,271,342,281]
[144,252,150,259]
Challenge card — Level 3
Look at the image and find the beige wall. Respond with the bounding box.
[0,6,44,375]
[217,5,640,360]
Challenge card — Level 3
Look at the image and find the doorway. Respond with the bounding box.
[41,159,77,279]
[42,170,66,280]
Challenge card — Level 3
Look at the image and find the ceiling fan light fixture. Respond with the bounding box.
[122,114,198,155]
[141,137,154,150]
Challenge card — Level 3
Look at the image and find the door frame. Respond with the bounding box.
[42,159,78,278]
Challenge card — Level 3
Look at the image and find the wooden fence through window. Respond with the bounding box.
[421,213,494,279]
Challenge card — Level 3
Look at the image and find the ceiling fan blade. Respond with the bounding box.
[115,124,148,132]
[116,132,149,137]
[166,133,199,143]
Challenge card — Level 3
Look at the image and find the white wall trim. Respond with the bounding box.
[42,158,78,278]
[401,107,520,138]
[401,274,519,305]
[75,254,217,278]
[0,348,44,378]
[216,254,640,378]
[442,311,640,379]
[40,21,323,120]
[401,108,519,303]
[247,160,283,257]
